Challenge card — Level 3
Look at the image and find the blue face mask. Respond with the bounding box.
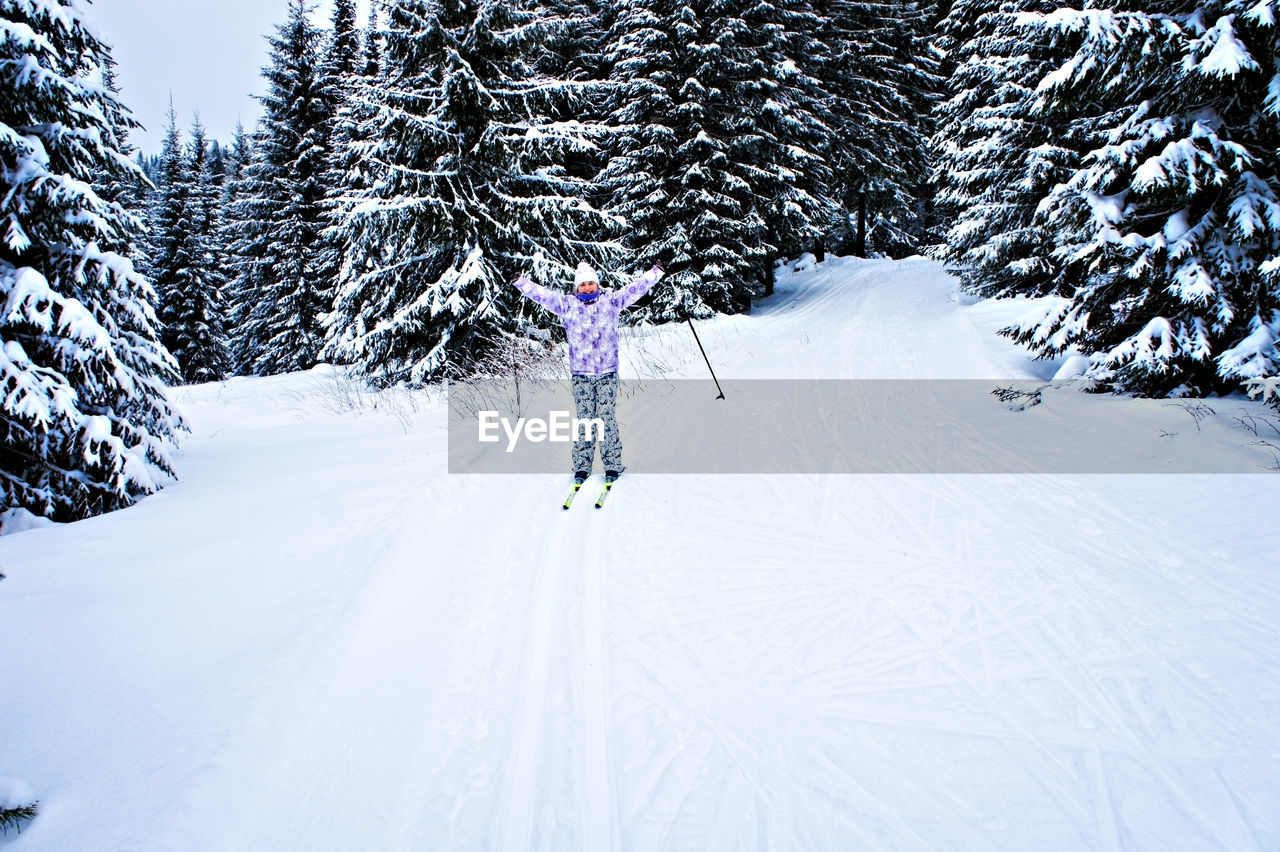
[576,291,600,303]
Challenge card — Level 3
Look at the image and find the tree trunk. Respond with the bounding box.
[855,191,867,258]
[763,221,778,297]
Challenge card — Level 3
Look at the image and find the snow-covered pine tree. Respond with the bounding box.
[94,53,146,255]
[530,0,613,224]
[321,0,362,159]
[137,150,162,188]
[318,2,363,208]
[317,7,385,375]
[145,105,186,340]
[601,0,834,318]
[207,140,227,190]
[600,0,758,319]
[1007,0,1280,395]
[314,0,368,347]
[220,121,257,373]
[325,0,618,384]
[147,110,231,383]
[1,0,183,523]
[178,117,231,382]
[326,0,361,87]
[534,0,613,91]
[221,121,252,195]
[234,0,335,376]
[361,3,383,81]
[741,0,842,287]
[814,0,940,257]
[932,0,1082,297]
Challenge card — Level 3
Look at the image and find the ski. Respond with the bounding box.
[563,478,586,510]
[594,478,616,509]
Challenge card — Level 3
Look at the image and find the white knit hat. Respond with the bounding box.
[574,262,598,286]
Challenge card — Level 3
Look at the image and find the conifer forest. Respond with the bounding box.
[3,0,1279,523]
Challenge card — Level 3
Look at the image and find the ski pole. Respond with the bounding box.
[686,318,725,399]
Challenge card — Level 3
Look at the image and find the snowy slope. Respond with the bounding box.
[2,257,1279,850]
[616,255,1038,381]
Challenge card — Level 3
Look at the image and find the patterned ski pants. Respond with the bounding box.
[571,372,623,474]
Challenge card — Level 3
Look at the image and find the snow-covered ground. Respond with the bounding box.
[2,257,1279,850]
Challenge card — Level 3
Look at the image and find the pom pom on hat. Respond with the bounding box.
[574,262,598,286]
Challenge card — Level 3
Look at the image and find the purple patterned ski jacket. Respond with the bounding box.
[513,266,664,375]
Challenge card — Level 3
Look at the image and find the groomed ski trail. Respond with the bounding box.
[2,258,1278,850]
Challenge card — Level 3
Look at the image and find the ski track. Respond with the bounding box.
[581,505,618,852]
[498,501,567,852]
[5,259,1280,849]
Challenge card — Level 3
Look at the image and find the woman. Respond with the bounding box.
[512,261,664,483]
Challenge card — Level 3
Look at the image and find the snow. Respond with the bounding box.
[0,509,52,538]
[1218,315,1279,379]
[790,251,817,274]
[1083,189,1127,227]
[1247,0,1277,26]
[1229,171,1280,238]
[3,257,1280,849]
[0,776,35,811]
[1163,207,1192,241]
[1193,14,1258,78]
[1053,354,1091,381]
[1247,375,1280,404]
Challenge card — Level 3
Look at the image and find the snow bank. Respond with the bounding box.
[0,777,35,811]
[0,509,54,538]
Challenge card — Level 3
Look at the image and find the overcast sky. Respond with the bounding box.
[91,0,371,155]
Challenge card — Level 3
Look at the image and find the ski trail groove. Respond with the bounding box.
[1087,744,1125,851]
[582,511,617,852]
[500,516,569,852]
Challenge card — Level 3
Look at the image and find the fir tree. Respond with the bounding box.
[317,0,362,188]
[1,0,183,523]
[325,0,617,384]
[313,0,365,347]
[207,140,228,189]
[94,53,146,254]
[178,117,232,382]
[137,151,163,188]
[753,0,844,276]
[601,0,835,318]
[145,102,185,323]
[319,4,387,371]
[327,0,361,80]
[361,3,384,80]
[1006,0,1280,395]
[221,121,255,373]
[531,0,615,254]
[147,110,231,383]
[234,0,335,376]
[932,0,1082,297]
[224,121,253,188]
[815,0,940,257]
[534,0,615,101]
